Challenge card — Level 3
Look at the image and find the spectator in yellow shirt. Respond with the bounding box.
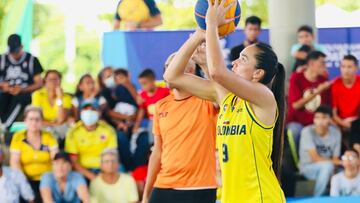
[65,101,117,182]
[10,105,58,203]
[32,70,72,148]
[90,149,139,203]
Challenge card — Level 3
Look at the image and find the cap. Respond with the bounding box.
[80,99,100,110]
[8,34,22,54]
[53,151,71,163]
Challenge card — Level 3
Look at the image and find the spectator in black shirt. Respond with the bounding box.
[229,16,263,62]
[0,34,43,128]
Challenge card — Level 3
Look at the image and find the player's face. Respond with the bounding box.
[313,112,331,129]
[244,23,261,42]
[298,31,314,45]
[25,111,43,132]
[232,46,258,81]
[101,154,119,174]
[340,59,358,81]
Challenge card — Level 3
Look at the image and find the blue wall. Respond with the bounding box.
[102,28,360,87]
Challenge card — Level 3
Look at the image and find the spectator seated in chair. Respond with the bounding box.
[40,152,89,203]
[299,105,342,196]
[32,70,72,148]
[65,100,117,182]
[10,106,59,203]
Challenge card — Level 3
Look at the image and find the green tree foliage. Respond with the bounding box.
[316,0,360,12]
[31,3,102,93]
[0,0,13,32]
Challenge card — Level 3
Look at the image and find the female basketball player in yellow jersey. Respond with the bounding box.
[164,0,285,202]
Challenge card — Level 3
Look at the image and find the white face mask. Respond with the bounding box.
[80,110,99,126]
[104,76,115,88]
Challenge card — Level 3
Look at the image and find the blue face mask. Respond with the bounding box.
[80,110,99,126]
[104,76,115,88]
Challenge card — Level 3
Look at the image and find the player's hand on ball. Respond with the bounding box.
[206,0,236,26]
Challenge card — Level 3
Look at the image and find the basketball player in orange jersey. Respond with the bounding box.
[142,52,218,203]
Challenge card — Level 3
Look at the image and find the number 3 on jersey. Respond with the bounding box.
[222,144,229,162]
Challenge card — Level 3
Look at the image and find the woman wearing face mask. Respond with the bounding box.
[64,101,118,182]
[10,106,59,203]
[32,70,72,148]
[98,67,149,178]
[98,67,136,130]
[72,74,107,120]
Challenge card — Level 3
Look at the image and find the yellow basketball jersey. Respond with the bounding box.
[217,93,285,203]
[118,0,150,22]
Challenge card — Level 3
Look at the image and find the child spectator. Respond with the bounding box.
[32,70,72,147]
[72,74,107,120]
[292,45,312,73]
[291,25,326,58]
[98,67,149,182]
[40,152,89,203]
[299,105,342,196]
[90,149,138,203]
[114,68,139,104]
[330,149,360,196]
[287,51,331,148]
[10,106,58,202]
[133,69,170,143]
[98,67,136,129]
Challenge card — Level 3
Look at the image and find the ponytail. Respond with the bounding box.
[255,43,286,181]
[271,63,286,180]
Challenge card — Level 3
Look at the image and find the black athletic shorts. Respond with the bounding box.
[149,188,217,203]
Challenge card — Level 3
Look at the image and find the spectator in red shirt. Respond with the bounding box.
[287,51,331,149]
[332,55,360,130]
[133,69,170,144]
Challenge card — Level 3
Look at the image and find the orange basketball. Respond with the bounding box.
[195,0,241,37]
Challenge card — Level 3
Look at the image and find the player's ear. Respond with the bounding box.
[252,69,265,82]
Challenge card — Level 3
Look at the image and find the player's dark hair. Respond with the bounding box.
[255,43,286,180]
